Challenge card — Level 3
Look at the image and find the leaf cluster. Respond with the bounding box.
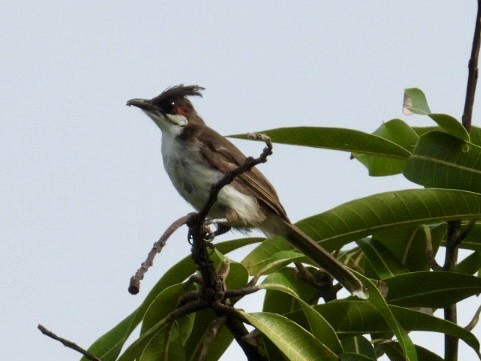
[83,89,481,361]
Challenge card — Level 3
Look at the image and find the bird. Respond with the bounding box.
[127,84,366,298]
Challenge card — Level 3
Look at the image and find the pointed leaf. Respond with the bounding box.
[353,119,417,176]
[81,313,138,361]
[266,189,481,256]
[428,113,469,141]
[341,336,377,360]
[376,342,444,361]
[403,88,431,115]
[184,308,233,361]
[371,119,419,152]
[242,311,339,361]
[141,284,190,334]
[316,301,480,355]
[231,127,410,158]
[374,224,446,272]
[355,273,417,361]
[457,251,481,275]
[385,271,481,307]
[404,131,481,193]
[244,190,481,279]
[242,236,301,274]
[262,268,324,313]
[356,238,408,279]
[139,323,185,361]
[260,278,343,354]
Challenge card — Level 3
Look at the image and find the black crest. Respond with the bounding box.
[151,84,205,105]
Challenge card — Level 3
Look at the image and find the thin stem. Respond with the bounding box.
[462,0,481,131]
[444,3,481,360]
[38,325,100,361]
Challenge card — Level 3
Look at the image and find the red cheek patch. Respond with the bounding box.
[177,105,188,116]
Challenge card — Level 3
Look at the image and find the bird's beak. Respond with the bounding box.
[126,98,159,113]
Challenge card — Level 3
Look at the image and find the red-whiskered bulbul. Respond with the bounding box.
[127,84,366,298]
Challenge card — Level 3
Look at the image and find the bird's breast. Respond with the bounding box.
[160,133,265,226]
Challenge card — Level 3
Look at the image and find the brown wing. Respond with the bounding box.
[183,124,290,222]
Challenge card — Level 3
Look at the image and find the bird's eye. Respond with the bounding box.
[162,100,176,113]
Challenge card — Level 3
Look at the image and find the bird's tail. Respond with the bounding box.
[262,215,368,299]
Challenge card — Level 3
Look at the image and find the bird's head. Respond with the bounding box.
[127,84,205,133]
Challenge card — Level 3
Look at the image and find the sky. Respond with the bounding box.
[1,1,479,360]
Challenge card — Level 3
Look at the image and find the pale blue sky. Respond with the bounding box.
[1,1,478,360]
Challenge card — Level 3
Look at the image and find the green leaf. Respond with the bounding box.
[242,311,339,361]
[260,278,343,354]
[353,119,417,176]
[316,301,480,355]
[355,273,417,361]
[242,237,304,276]
[340,353,376,361]
[403,89,468,140]
[403,88,431,115]
[184,309,233,361]
[139,323,185,361]
[412,125,481,144]
[356,238,408,279]
[247,189,481,271]
[223,260,249,290]
[230,127,410,158]
[340,336,377,361]
[371,119,419,151]
[118,284,192,361]
[373,224,446,272]
[460,223,481,251]
[457,251,481,275]
[298,189,481,250]
[389,307,480,356]
[385,271,481,307]
[81,312,138,361]
[428,113,469,141]
[354,155,407,176]
[404,131,481,193]
[376,341,444,361]
[141,284,190,334]
[262,268,324,314]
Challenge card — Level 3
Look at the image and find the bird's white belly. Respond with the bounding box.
[161,134,263,226]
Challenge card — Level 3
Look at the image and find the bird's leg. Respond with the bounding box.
[205,218,232,239]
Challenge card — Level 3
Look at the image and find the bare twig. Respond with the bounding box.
[462,0,481,131]
[38,324,100,361]
[129,215,189,294]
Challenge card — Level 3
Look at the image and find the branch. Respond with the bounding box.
[38,324,100,361]
[128,215,189,294]
[462,0,481,131]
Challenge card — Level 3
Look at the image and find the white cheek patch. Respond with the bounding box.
[166,114,188,126]
[145,111,186,136]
